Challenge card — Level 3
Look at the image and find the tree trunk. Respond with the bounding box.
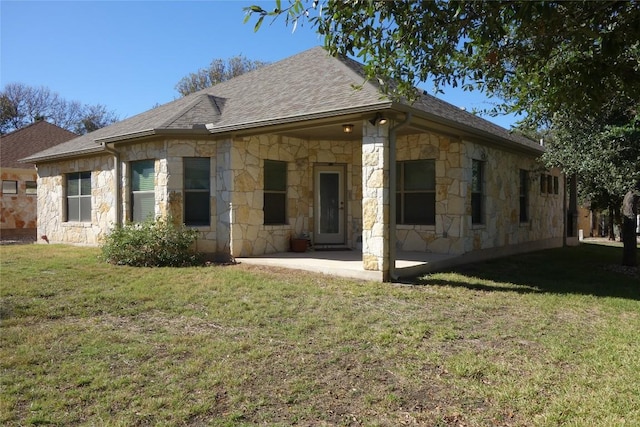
[608,204,616,240]
[621,190,638,267]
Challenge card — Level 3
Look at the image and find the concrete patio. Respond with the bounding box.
[237,249,462,282]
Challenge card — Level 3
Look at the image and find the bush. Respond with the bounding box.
[101,217,202,267]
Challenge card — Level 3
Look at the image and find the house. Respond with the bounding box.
[24,47,565,280]
[1,120,77,241]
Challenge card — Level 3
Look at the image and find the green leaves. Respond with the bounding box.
[101,218,202,267]
[244,0,312,33]
[244,0,640,214]
[244,1,640,126]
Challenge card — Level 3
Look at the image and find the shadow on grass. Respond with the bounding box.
[409,243,640,300]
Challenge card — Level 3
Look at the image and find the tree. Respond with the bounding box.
[77,104,119,134]
[622,187,639,266]
[0,83,118,135]
[246,1,639,123]
[245,0,640,266]
[540,104,640,252]
[175,55,268,96]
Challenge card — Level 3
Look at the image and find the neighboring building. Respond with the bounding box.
[1,120,77,241]
[24,47,565,280]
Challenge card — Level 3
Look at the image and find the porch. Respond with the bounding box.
[237,249,462,282]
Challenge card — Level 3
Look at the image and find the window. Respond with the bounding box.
[519,169,529,222]
[131,160,155,222]
[471,160,484,224]
[397,160,435,225]
[26,181,37,195]
[2,180,17,194]
[184,157,210,226]
[263,160,287,225]
[67,172,91,222]
[541,173,559,196]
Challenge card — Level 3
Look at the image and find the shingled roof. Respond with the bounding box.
[0,120,77,168]
[25,46,540,162]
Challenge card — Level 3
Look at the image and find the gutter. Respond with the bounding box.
[204,104,392,135]
[20,146,104,164]
[101,142,122,227]
[388,112,412,281]
[391,103,544,156]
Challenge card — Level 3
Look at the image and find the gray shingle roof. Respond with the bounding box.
[1,121,77,168]
[24,46,540,162]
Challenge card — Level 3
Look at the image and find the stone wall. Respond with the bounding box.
[1,167,38,240]
[394,132,466,254]
[166,139,218,253]
[34,129,563,265]
[117,140,168,223]
[226,135,360,257]
[392,133,564,255]
[37,155,116,245]
[463,141,563,253]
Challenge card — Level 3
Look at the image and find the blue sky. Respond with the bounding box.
[2,0,520,129]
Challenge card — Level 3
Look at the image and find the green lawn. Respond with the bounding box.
[1,242,638,426]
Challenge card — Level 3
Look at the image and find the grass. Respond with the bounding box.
[1,242,638,426]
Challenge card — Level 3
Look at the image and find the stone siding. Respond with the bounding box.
[164,139,217,253]
[37,155,116,245]
[393,133,563,255]
[1,167,38,239]
[464,141,563,253]
[361,121,389,272]
[226,135,361,257]
[35,129,563,268]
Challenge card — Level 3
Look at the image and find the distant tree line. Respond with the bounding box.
[0,83,119,135]
[175,55,268,96]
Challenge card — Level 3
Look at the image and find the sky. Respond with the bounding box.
[1,0,520,129]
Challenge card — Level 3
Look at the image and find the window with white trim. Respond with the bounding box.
[396,160,435,225]
[67,172,91,222]
[26,181,37,195]
[263,160,287,225]
[2,180,17,194]
[184,157,210,226]
[131,160,155,222]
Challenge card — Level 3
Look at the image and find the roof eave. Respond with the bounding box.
[93,127,213,145]
[393,103,544,155]
[20,146,106,164]
[204,103,392,136]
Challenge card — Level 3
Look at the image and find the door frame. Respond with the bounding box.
[313,164,346,245]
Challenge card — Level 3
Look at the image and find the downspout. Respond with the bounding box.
[229,202,234,260]
[388,112,412,281]
[102,142,122,226]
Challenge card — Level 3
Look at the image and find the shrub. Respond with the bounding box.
[101,217,202,267]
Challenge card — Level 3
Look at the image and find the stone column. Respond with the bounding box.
[361,120,390,280]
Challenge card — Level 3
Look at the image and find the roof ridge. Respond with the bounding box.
[159,93,222,129]
[0,119,76,140]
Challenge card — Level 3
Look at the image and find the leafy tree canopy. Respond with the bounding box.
[542,106,640,209]
[175,55,269,96]
[0,83,119,135]
[246,0,639,126]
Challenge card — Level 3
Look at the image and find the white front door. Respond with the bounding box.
[314,165,345,245]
